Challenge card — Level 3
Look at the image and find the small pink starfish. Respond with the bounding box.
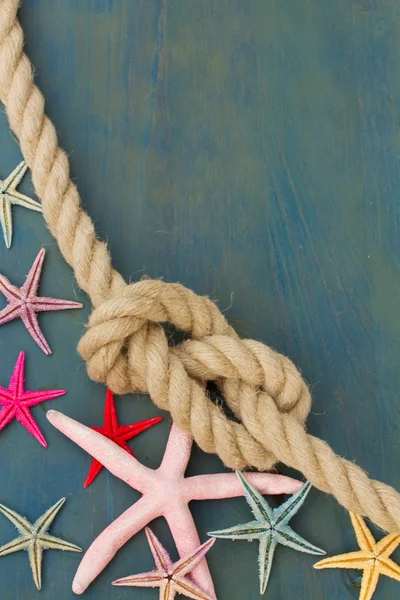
[47,410,302,596]
[0,248,83,354]
[0,352,65,447]
[113,528,216,600]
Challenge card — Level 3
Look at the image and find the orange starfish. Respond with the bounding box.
[314,512,400,600]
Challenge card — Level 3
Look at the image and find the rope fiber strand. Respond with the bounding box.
[1,0,400,533]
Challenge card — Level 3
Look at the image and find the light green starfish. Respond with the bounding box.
[0,498,82,589]
[208,473,325,595]
[0,161,42,248]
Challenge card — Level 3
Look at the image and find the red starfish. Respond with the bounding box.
[0,248,83,355]
[0,351,65,447]
[84,389,162,487]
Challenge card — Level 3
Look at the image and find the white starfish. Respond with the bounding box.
[0,161,42,248]
[0,498,82,589]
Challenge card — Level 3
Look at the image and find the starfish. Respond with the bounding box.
[0,351,65,447]
[314,512,400,600]
[208,472,325,594]
[113,528,216,600]
[46,409,302,596]
[0,161,42,248]
[0,247,83,354]
[0,498,82,590]
[84,388,162,487]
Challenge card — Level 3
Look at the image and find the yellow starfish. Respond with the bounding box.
[314,512,400,600]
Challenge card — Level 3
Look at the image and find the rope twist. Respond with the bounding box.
[1,0,400,533]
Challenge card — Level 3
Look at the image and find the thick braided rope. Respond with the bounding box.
[1,0,400,533]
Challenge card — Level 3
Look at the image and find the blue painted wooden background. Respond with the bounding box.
[0,0,400,598]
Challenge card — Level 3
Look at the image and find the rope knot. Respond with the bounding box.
[78,279,311,469]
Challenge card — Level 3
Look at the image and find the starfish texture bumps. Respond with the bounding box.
[0,498,82,590]
[0,161,42,248]
[209,473,325,594]
[113,528,216,600]
[0,248,83,354]
[0,351,65,447]
[314,512,400,600]
[47,410,302,596]
[84,388,162,487]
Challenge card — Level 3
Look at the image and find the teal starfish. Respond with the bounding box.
[208,473,325,594]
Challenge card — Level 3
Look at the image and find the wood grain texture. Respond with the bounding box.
[0,0,399,597]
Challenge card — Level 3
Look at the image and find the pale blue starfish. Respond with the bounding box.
[208,473,325,594]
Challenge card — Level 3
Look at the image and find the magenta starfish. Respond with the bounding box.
[113,528,216,600]
[0,248,83,354]
[0,352,65,447]
[84,389,162,487]
[47,410,302,596]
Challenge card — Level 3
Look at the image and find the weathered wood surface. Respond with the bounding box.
[0,0,399,597]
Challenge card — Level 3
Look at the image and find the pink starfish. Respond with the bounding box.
[0,352,65,447]
[113,528,216,600]
[0,248,83,354]
[47,410,302,596]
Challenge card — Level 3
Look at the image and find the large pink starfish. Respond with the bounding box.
[47,410,302,596]
[0,352,65,447]
[113,528,216,600]
[0,248,83,354]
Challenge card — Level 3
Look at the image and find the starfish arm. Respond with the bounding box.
[0,504,32,535]
[274,481,312,527]
[158,424,193,478]
[235,471,273,524]
[3,161,27,189]
[375,533,400,558]
[145,527,172,571]
[113,569,166,587]
[115,416,163,442]
[16,406,47,447]
[359,565,380,600]
[0,196,12,248]
[259,532,277,594]
[84,458,104,488]
[0,536,30,556]
[21,248,45,297]
[22,388,66,406]
[31,297,83,312]
[349,512,376,553]
[20,310,51,355]
[7,191,42,212]
[0,274,20,302]
[165,504,216,598]
[34,498,66,535]
[47,410,151,491]
[0,302,21,326]
[173,538,216,578]
[72,496,159,594]
[39,534,82,553]
[104,389,118,433]
[174,576,216,600]
[185,472,301,501]
[28,541,43,590]
[208,520,266,541]
[314,550,373,571]
[379,557,400,583]
[0,405,17,432]
[9,351,25,396]
[0,387,13,402]
[275,526,325,555]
